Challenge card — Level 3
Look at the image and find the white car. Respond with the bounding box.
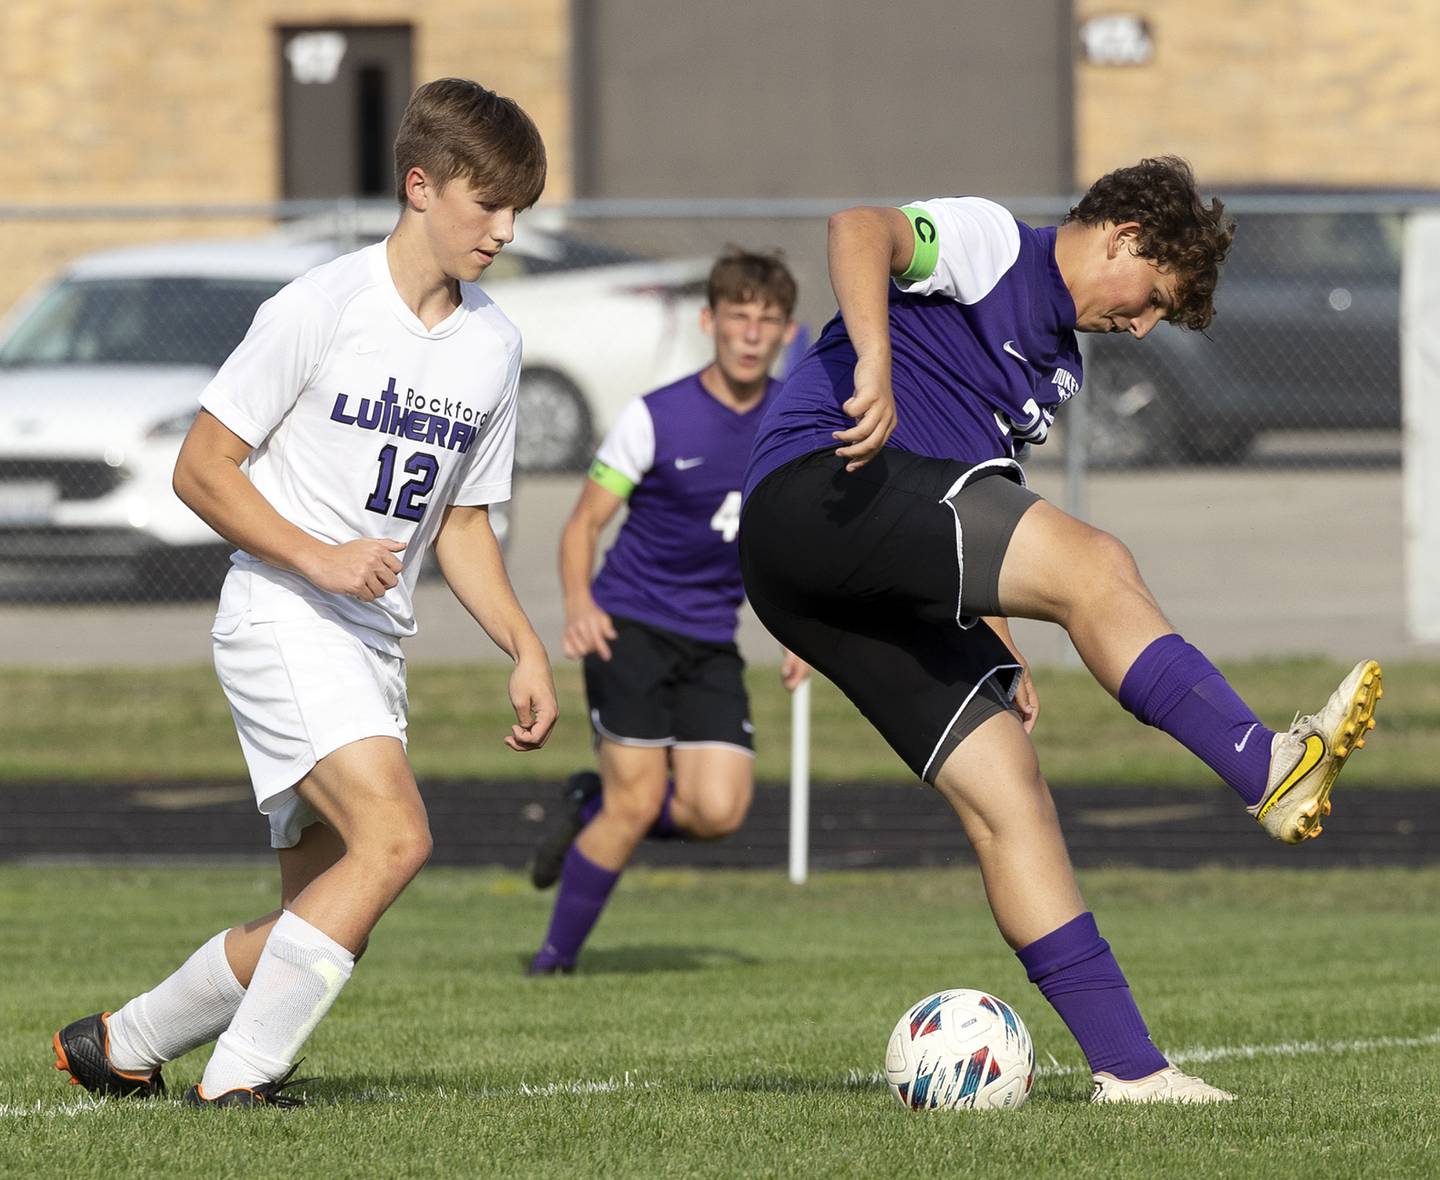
[0,231,711,599]
[0,239,331,600]
[482,240,713,470]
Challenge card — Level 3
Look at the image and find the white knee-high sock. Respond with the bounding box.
[199,910,354,1095]
[106,931,246,1071]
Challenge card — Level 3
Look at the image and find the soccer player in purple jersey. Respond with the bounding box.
[741,157,1383,1103]
[527,249,808,975]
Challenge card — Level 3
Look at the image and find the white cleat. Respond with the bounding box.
[1247,659,1383,844]
[1091,1065,1235,1105]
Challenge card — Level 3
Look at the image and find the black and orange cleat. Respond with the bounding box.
[52,1012,166,1098]
[183,1062,310,1109]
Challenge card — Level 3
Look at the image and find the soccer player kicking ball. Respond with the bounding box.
[527,249,809,975]
[740,157,1382,1103]
[50,79,557,1107]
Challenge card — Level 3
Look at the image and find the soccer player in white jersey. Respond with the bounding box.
[50,79,557,1107]
[526,250,808,975]
[742,157,1382,1103]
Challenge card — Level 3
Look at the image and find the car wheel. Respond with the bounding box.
[514,368,592,473]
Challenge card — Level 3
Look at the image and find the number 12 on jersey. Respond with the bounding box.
[366,444,439,523]
[710,490,742,543]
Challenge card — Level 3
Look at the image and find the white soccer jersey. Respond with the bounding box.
[199,240,520,652]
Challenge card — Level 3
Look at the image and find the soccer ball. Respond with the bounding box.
[884,989,1035,1111]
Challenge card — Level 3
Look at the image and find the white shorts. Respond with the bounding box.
[212,612,408,849]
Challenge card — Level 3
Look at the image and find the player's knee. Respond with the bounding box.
[1076,528,1148,608]
[600,784,665,835]
[687,794,748,838]
[350,812,432,883]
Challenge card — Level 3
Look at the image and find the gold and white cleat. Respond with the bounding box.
[1091,1065,1235,1105]
[1248,659,1383,844]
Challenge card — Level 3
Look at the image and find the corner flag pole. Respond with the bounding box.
[789,676,811,884]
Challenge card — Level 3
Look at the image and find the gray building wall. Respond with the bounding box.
[573,0,1074,200]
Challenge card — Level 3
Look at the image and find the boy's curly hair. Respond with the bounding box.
[1065,156,1235,331]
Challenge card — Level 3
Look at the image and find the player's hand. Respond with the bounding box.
[507,649,558,752]
[780,649,810,692]
[304,538,406,601]
[833,354,897,471]
[562,600,618,661]
[1013,661,1039,734]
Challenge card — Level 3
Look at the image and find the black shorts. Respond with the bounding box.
[740,448,1040,783]
[584,615,753,752]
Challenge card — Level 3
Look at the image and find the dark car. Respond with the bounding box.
[1082,206,1406,464]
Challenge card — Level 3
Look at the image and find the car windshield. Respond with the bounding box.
[0,276,285,369]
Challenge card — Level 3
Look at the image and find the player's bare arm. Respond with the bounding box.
[174,410,404,601]
[983,616,1039,732]
[826,206,913,470]
[434,503,557,751]
[558,478,625,661]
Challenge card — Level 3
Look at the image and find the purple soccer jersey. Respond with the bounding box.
[745,198,1082,498]
[591,371,777,644]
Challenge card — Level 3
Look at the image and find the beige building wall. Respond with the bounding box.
[0,0,569,315]
[1075,0,1440,188]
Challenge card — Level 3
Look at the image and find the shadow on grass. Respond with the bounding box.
[514,944,763,976]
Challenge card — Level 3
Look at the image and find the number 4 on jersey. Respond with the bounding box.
[710,490,742,543]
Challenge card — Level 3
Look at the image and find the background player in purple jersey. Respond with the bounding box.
[527,249,808,975]
[741,157,1382,1103]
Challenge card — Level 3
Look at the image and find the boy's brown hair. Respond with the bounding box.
[393,78,547,210]
[1065,155,1235,331]
[707,248,798,317]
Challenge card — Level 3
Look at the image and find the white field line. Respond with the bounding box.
[6,1031,1437,1120]
[843,1028,1440,1087]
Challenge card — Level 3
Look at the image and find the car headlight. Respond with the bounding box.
[146,410,197,440]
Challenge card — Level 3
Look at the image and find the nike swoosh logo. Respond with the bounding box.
[674,457,705,470]
[1002,340,1029,363]
[1257,733,1326,819]
[1234,723,1258,753]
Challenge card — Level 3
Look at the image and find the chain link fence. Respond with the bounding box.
[0,196,1418,611]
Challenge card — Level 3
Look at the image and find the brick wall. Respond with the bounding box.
[0,0,569,314]
[1075,0,1440,189]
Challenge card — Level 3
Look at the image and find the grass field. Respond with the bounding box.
[3,865,1437,1178]
[3,657,1438,786]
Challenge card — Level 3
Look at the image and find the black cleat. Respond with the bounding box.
[52,1012,166,1099]
[530,770,601,889]
[525,958,576,977]
[184,1061,310,1108]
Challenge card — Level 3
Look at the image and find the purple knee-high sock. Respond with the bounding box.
[1118,634,1272,805]
[530,847,619,971]
[1017,913,1168,1081]
[647,781,684,840]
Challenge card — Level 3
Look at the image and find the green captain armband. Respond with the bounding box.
[588,458,636,498]
[899,205,940,282]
